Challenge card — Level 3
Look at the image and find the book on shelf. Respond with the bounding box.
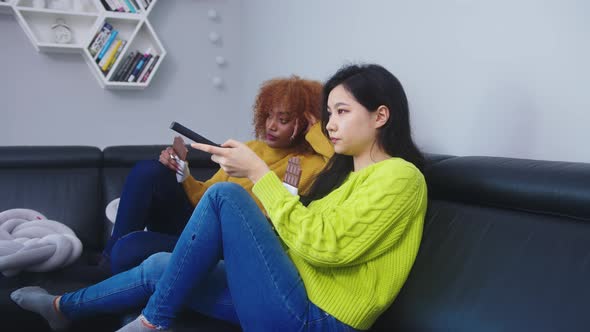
[101,0,143,13]
[96,30,118,62]
[121,52,143,82]
[116,0,130,12]
[109,0,122,11]
[132,53,152,81]
[112,51,136,81]
[100,39,126,73]
[130,0,142,11]
[88,22,113,57]
[110,48,159,83]
[100,0,110,10]
[137,54,155,82]
[101,0,115,11]
[98,39,120,71]
[140,55,160,83]
[123,0,137,13]
[127,48,152,82]
[106,40,127,72]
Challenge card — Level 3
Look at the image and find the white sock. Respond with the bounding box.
[10,286,70,331]
[115,314,172,332]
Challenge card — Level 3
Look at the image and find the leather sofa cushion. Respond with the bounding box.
[378,199,590,331]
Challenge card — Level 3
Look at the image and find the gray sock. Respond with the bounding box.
[116,314,173,332]
[10,286,70,331]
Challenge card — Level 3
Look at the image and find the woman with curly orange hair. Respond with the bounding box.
[252,76,325,153]
[99,75,333,275]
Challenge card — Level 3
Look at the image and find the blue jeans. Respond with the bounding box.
[110,231,178,274]
[103,160,193,265]
[61,183,359,331]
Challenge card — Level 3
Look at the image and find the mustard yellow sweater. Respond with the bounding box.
[182,123,333,213]
[253,158,427,330]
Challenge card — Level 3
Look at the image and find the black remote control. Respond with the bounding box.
[170,121,221,147]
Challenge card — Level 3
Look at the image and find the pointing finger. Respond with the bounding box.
[191,143,226,156]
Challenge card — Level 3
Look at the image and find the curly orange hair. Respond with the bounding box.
[253,76,323,152]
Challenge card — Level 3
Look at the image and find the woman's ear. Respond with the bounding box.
[374,105,390,129]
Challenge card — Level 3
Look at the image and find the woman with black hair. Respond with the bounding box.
[12,64,427,332]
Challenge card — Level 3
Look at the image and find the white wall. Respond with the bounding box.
[239,0,590,163]
[0,0,250,148]
[1,1,589,163]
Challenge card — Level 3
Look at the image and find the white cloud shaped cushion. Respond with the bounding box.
[0,209,83,277]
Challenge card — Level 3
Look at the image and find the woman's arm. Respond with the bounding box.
[304,122,334,161]
[182,140,264,206]
[191,140,270,183]
[253,160,427,267]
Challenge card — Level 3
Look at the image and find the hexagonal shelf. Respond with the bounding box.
[0,0,15,14]
[4,0,166,89]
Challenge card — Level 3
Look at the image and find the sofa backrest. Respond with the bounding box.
[376,156,590,331]
[0,146,104,251]
[0,145,220,252]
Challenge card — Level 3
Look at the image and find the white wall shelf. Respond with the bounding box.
[0,0,15,14]
[4,0,166,90]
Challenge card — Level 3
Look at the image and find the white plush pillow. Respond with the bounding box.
[0,209,83,277]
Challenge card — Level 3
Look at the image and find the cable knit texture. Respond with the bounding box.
[253,158,427,330]
[182,123,333,213]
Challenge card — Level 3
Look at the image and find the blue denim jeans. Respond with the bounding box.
[110,231,178,274]
[103,160,193,264]
[61,183,359,331]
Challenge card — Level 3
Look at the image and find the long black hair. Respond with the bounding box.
[301,64,425,205]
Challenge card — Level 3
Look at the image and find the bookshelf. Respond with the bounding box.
[6,0,165,89]
[0,0,15,14]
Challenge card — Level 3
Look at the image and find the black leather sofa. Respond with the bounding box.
[1,146,589,331]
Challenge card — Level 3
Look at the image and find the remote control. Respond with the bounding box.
[169,121,220,147]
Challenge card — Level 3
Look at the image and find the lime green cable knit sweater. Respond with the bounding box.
[253,157,427,330]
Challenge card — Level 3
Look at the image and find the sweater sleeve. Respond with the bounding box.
[182,167,229,207]
[304,122,334,161]
[253,161,426,267]
[182,140,259,207]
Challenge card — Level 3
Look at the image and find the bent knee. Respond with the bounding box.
[111,231,153,273]
[207,182,248,197]
[131,159,170,179]
[141,252,171,275]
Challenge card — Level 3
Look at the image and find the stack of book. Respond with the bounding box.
[111,48,160,83]
[100,0,153,13]
[88,22,127,76]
